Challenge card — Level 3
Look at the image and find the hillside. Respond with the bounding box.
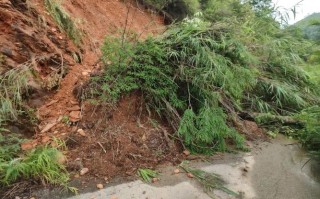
[294,12,320,40]
[1,0,320,198]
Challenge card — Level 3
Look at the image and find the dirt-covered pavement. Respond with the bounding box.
[34,135,320,199]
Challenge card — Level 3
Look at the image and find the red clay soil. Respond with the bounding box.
[1,0,181,195]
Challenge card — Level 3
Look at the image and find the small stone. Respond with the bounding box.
[77,129,86,137]
[74,174,80,178]
[173,169,180,174]
[80,168,89,175]
[96,184,104,189]
[152,178,158,183]
[183,150,191,156]
[58,36,63,40]
[69,111,81,122]
[51,28,57,32]
[104,177,109,181]
[82,71,89,76]
[187,173,194,178]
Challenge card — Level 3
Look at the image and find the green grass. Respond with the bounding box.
[179,161,238,198]
[137,168,159,183]
[0,134,76,192]
[0,66,30,127]
[45,0,82,45]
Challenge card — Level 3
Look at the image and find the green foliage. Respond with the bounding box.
[142,0,200,20]
[295,106,320,156]
[179,161,238,198]
[137,168,159,183]
[0,135,74,191]
[45,0,82,45]
[90,0,320,155]
[0,133,24,162]
[178,107,245,153]
[294,12,320,41]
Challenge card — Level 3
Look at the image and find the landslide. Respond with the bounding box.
[1,0,176,197]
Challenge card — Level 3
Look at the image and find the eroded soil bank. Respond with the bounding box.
[33,135,320,199]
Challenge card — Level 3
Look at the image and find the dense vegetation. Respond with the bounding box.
[85,0,320,155]
[1,0,320,195]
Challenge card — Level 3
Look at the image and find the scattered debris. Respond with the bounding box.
[80,168,89,176]
[70,111,81,122]
[40,122,57,133]
[77,129,86,137]
[183,150,191,156]
[96,184,104,189]
[187,173,194,178]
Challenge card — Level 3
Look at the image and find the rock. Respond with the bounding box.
[70,100,78,105]
[51,28,57,32]
[74,174,80,178]
[173,169,180,174]
[67,105,81,111]
[46,100,59,107]
[187,173,194,178]
[152,178,159,183]
[40,122,57,133]
[183,150,191,156]
[69,111,81,122]
[77,129,86,137]
[82,71,89,76]
[80,168,89,175]
[96,184,104,189]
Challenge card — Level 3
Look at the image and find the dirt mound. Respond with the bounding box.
[66,94,181,182]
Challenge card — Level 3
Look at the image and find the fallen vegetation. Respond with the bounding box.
[86,0,319,155]
[1,0,320,197]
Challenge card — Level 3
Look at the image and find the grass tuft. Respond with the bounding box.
[137,168,159,183]
[45,0,82,45]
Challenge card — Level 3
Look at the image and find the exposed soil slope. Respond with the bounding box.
[1,0,181,197]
